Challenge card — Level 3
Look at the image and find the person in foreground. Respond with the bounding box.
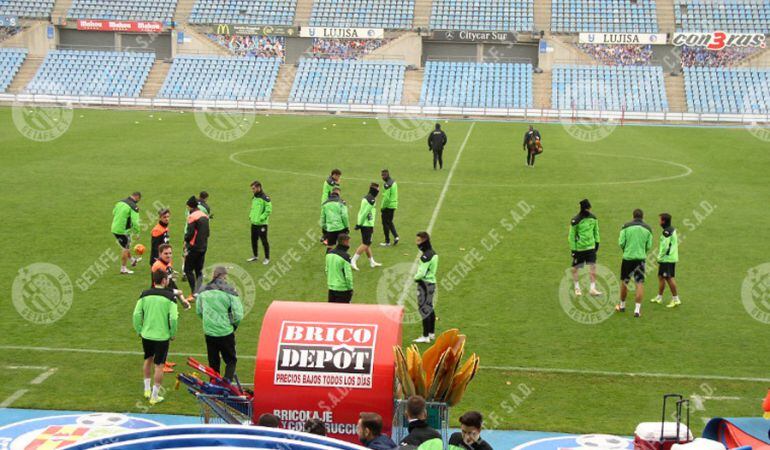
[414,232,438,343]
[449,411,494,450]
[325,233,354,303]
[358,412,397,450]
[400,395,442,450]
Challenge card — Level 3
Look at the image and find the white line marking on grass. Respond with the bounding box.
[481,365,770,383]
[0,390,29,408]
[3,365,48,370]
[30,367,57,384]
[0,345,256,360]
[1,365,58,407]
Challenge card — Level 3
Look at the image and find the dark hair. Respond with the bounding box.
[331,187,341,195]
[331,169,342,176]
[158,208,170,216]
[459,411,483,429]
[370,182,380,189]
[304,418,327,436]
[132,191,142,198]
[338,233,350,243]
[406,395,426,419]
[257,413,280,428]
[416,231,430,241]
[633,209,644,219]
[199,191,208,199]
[151,270,167,286]
[251,180,262,188]
[381,169,389,174]
[359,412,383,436]
[659,212,672,222]
[157,244,172,254]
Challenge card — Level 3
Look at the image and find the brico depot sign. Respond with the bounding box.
[254,301,403,443]
[672,32,766,50]
[76,19,163,33]
[578,33,667,45]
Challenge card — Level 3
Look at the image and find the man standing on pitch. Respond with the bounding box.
[320,169,342,243]
[325,233,354,303]
[184,196,210,297]
[150,208,171,267]
[414,232,438,343]
[196,266,243,381]
[379,169,399,247]
[321,187,349,250]
[112,192,142,274]
[151,244,190,308]
[569,199,602,297]
[352,183,382,270]
[523,125,542,167]
[617,209,653,317]
[651,213,681,308]
[248,181,272,265]
[133,269,179,404]
[428,124,447,170]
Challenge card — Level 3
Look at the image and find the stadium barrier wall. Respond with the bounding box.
[1,93,768,124]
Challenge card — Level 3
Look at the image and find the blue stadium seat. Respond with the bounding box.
[189,0,297,26]
[25,50,155,97]
[551,0,658,32]
[0,47,27,93]
[309,0,414,28]
[290,59,405,105]
[67,0,177,21]
[420,61,533,108]
[551,64,668,111]
[158,55,281,100]
[0,0,55,18]
[674,0,770,33]
[684,67,770,113]
[430,0,533,31]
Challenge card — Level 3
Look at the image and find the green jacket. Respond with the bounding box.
[619,219,653,260]
[415,247,439,284]
[133,288,179,341]
[196,279,244,337]
[249,192,272,225]
[321,176,339,205]
[381,178,398,210]
[321,195,349,232]
[111,197,140,235]
[568,213,600,251]
[325,246,353,291]
[658,226,679,263]
[357,195,377,227]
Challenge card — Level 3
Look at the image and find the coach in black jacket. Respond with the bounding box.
[427,124,448,170]
[400,396,442,448]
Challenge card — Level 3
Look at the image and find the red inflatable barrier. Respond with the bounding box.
[253,301,404,443]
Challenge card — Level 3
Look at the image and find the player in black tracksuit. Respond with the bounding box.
[427,124,448,170]
[522,125,542,167]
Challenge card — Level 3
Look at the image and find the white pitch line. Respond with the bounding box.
[30,368,58,385]
[3,365,48,370]
[0,345,256,360]
[0,389,29,408]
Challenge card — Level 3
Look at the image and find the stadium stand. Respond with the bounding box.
[189,0,297,26]
[206,34,286,59]
[420,61,533,108]
[290,59,405,104]
[680,46,762,67]
[0,0,55,18]
[309,0,414,28]
[429,0,533,31]
[684,67,770,113]
[0,26,22,44]
[0,48,27,93]
[158,55,281,100]
[551,0,658,32]
[25,50,155,97]
[674,0,770,33]
[311,38,387,59]
[552,64,668,111]
[66,0,177,21]
[576,44,653,66]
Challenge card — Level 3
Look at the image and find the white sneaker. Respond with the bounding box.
[351,262,360,271]
[379,242,391,247]
[131,257,141,267]
[262,259,270,265]
[120,268,134,275]
[428,333,435,341]
[247,256,258,262]
[413,336,431,343]
[574,287,582,296]
[370,261,382,268]
[589,288,603,296]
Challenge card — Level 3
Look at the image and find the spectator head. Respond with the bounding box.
[151,269,168,287]
[257,413,280,428]
[251,180,262,194]
[304,418,327,436]
[406,395,427,420]
[357,412,383,443]
[459,411,483,445]
[633,209,644,220]
[331,169,342,182]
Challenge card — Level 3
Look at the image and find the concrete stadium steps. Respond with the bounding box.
[402,68,423,105]
[533,0,551,34]
[52,0,74,21]
[657,0,676,33]
[141,59,171,98]
[174,0,196,23]
[177,26,232,56]
[271,63,297,102]
[364,32,422,67]
[413,0,433,29]
[737,48,770,67]
[551,36,595,64]
[294,0,314,27]
[533,70,551,109]
[0,22,51,56]
[7,56,43,93]
[664,73,686,113]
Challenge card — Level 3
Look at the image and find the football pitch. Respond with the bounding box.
[1,106,769,435]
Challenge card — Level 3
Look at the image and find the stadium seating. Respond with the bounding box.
[66,0,177,21]
[158,55,281,100]
[551,0,658,32]
[684,67,770,113]
[189,0,297,26]
[552,65,668,111]
[420,61,533,109]
[0,48,27,93]
[674,0,770,33]
[309,0,414,28]
[290,59,405,105]
[429,0,533,31]
[0,0,55,18]
[25,50,155,97]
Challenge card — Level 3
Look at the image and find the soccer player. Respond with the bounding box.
[133,269,179,405]
[523,125,542,167]
[379,169,400,247]
[568,199,602,296]
[196,266,243,381]
[322,169,342,204]
[651,213,681,308]
[427,123,447,170]
[184,195,210,296]
[325,233,354,303]
[617,209,653,317]
[111,192,141,274]
[248,181,272,265]
[352,183,382,270]
[151,244,190,309]
[414,231,438,343]
[321,187,349,249]
[150,208,170,267]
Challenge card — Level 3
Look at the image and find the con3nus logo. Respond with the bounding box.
[673,31,766,51]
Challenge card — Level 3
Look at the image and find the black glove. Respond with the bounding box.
[595,242,600,252]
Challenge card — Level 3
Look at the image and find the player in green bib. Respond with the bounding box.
[650,213,681,308]
[351,183,383,271]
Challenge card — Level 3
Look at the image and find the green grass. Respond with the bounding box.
[1,107,769,435]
